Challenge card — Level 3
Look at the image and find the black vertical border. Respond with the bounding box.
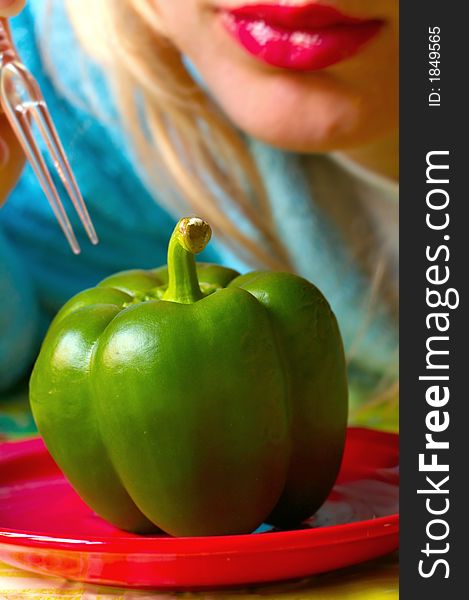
[400,2,467,597]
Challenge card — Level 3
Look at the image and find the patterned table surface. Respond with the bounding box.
[0,383,399,599]
[0,555,398,600]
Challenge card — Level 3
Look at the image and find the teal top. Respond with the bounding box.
[0,1,398,394]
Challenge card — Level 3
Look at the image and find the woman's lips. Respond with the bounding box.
[220,3,383,71]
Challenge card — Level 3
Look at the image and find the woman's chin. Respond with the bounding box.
[203,72,396,154]
[222,106,395,155]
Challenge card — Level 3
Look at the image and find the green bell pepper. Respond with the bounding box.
[30,217,348,536]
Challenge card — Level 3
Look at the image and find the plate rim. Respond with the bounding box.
[0,515,399,555]
[0,427,399,555]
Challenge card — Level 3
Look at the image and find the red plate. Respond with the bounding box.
[0,428,398,589]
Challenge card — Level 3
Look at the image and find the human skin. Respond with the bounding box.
[0,0,24,17]
[0,112,24,203]
[0,0,26,205]
[150,0,399,178]
[0,0,399,208]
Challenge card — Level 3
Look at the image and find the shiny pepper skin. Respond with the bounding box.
[30,217,348,536]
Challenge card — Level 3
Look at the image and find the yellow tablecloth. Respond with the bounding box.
[0,554,398,599]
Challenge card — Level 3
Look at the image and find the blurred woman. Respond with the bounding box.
[0,0,398,417]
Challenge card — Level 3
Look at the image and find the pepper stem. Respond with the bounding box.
[163,217,212,304]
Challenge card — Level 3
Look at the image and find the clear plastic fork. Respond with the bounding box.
[0,17,98,254]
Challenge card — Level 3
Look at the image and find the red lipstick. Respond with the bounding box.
[221,3,383,71]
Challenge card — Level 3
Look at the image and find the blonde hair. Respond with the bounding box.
[60,0,291,271]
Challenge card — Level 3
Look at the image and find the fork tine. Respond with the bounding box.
[1,60,98,252]
[28,83,99,245]
[1,94,81,254]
